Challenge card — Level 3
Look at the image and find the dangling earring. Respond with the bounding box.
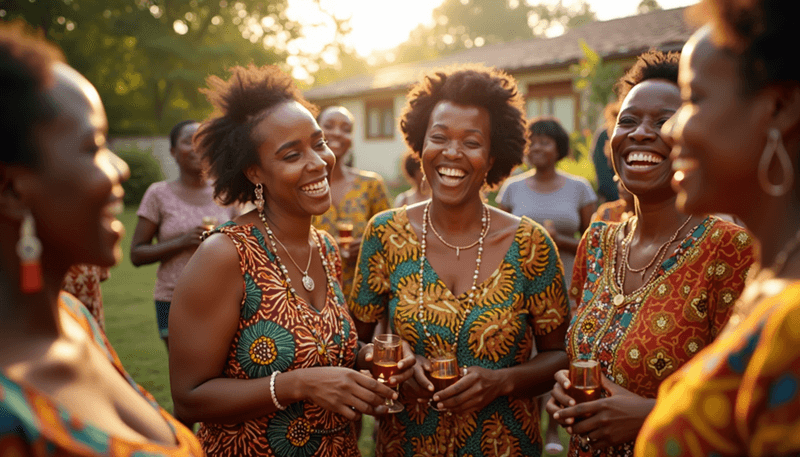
[17,211,43,294]
[758,128,794,197]
[254,183,264,213]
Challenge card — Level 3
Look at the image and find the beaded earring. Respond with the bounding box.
[17,211,42,294]
[254,183,265,213]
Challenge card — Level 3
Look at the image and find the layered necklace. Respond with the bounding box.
[417,201,490,358]
[259,210,347,366]
[613,215,692,307]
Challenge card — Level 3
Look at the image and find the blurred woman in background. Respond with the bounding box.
[0,21,203,455]
[130,119,236,348]
[638,0,800,454]
[393,149,430,207]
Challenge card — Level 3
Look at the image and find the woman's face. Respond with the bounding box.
[527,134,559,169]
[29,64,130,269]
[318,107,353,161]
[611,79,681,200]
[171,122,202,175]
[665,27,774,217]
[421,100,492,207]
[251,101,335,218]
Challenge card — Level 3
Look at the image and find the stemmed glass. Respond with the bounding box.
[371,334,404,413]
[427,354,459,411]
[336,221,354,258]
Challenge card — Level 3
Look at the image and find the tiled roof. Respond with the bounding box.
[305,7,694,101]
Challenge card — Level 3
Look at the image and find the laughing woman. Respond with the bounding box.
[350,64,570,456]
[637,0,800,454]
[168,65,410,457]
[545,50,757,457]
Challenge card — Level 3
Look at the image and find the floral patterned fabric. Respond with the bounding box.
[0,292,203,456]
[61,264,110,330]
[196,223,360,457]
[350,208,570,456]
[312,170,390,298]
[636,281,800,457]
[566,216,757,457]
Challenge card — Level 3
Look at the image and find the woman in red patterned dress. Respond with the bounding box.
[168,64,414,457]
[545,50,758,457]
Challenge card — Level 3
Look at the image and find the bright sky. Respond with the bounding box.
[285,0,698,62]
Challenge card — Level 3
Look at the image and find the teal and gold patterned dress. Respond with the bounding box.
[350,208,570,456]
[197,223,360,457]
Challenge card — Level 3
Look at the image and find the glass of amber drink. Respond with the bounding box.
[568,359,601,404]
[372,334,404,413]
[336,221,354,258]
[428,354,459,411]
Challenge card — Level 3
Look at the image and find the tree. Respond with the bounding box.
[637,0,662,14]
[2,0,300,135]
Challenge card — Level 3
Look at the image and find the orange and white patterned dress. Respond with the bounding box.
[566,216,757,457]
[350,208,570,456]
[0,292,204,456]
[196,223,360,457]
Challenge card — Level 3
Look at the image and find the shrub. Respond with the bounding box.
[115,147,164,207]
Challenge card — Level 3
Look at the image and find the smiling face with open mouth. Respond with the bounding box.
[421,100,493,207]
[611,79,681,201]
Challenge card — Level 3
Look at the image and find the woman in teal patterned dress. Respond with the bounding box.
[350,64,571,456]
[168,64,413,457]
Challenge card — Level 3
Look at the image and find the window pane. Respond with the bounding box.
[382,107,394,137]
[526,98,542,119]
[368,108,380,137]
[552,96,575,132]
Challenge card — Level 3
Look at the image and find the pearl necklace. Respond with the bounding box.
[259,210,347,366]
[417,201,490,358]
[613,215,692,307]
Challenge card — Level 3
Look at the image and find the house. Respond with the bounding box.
[303,7,694,183]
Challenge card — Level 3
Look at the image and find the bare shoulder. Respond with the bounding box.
[487,206,522,241]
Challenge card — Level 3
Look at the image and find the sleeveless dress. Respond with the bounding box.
[196,222,361,457]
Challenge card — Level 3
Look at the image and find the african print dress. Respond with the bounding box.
[312,170,390,298]
[636,281,800,457]
[567,216,757,457]
[350,208,570,456]
[0,292,204,456]
[196,223,360,457]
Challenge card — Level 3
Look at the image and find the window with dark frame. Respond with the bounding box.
[526,81,578,133]
[365,99,395,139]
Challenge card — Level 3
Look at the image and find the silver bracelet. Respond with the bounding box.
[270,370,286,411]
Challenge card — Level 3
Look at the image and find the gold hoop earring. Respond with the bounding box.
[254,183,265,213]
[758,128,794,197]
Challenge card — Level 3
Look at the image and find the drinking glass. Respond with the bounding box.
[335,221,354,258]
[567,359,601,405]
[201,216,219,232]
[427,354,459,411]
[371,334,404,413]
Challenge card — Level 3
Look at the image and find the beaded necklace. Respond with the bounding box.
[259,210,347,366]
[417,201,490,358]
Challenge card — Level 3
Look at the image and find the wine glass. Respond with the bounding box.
[427,354,459,412]
[335,221,354,258]
[371,334,404,413]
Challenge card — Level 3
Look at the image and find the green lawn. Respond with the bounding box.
[102,207,568,456]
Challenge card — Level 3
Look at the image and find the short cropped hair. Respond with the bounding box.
[0,21,65,166]
[527,117,570,162]
[399,64,526,187]
[194,64,317,206]
[401,149,421,181]
[614,49,680,103]
[169,120,198,149]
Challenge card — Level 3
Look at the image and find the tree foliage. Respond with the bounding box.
[2,0,299,135]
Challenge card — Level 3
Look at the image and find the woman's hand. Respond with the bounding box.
[550,374,656,448]
[301,367,397,421]
[359,340,417,385]
[181,226,208,248]
[400,355,435,402]
[341,237,361,260]
[431,366,504,415]
[546,369,574,426]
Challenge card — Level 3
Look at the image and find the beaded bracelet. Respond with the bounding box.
[270,371,286,411]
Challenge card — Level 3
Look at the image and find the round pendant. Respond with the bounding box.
[613,294,625,306]
[301,274,315,292]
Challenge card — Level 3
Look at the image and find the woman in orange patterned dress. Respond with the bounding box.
[168,64,413,457]
[545,50,758,457]
[0,22,203,456]
[636,0,800,454]
[350,64,571,456]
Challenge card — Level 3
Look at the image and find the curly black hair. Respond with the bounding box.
[194,64,318,206]
[689,0,799,94]
[399,64,526,187]
[527,117,570,162]
[401,149,421,181]
[614,49,681,103]
[0,21,65,166]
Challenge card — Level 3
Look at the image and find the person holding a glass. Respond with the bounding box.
[350,64,570,456]
[545,50,757,457]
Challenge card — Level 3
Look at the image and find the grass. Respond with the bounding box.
[102,206,569,456]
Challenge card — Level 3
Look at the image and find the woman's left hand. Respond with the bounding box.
[553,375,656,448]
[430,366,504,415]
[359,340,416,386]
